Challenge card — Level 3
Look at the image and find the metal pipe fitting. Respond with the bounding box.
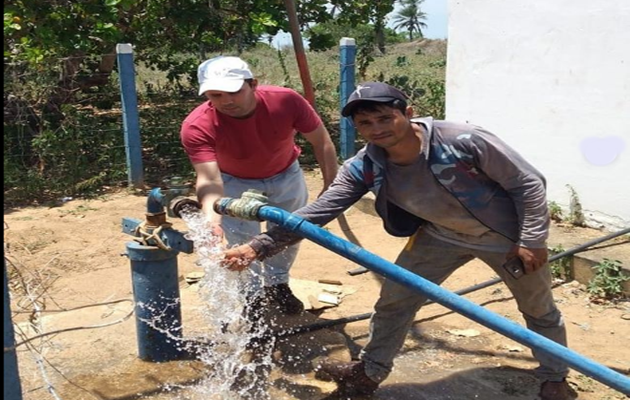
[168,197,202,219]
[213,189,268,221]
[163,177,193,218]
[147,188,165,214]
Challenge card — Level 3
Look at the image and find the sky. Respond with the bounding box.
[404,0,448,39]
[271,0,448,49]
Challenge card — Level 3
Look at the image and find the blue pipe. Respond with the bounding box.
[147,188,165,214]
[126,241,184,362]
[339,37,357,159]
[4,259,23,400]
[254,206,630,395]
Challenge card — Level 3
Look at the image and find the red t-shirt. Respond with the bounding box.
[180,86,322,179]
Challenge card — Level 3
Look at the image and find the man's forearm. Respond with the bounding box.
[471,129,550,248]
[246,170,367,260]
[196,181,223,223]
[313,141,339,189]
[511,183,550,248]
[248,228,304,260]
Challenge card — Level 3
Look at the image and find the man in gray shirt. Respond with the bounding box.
[222,82,571,400]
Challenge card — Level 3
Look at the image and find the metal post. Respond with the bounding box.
[4,259,23,400]
[116,43,144,189]
[339,37,357,159]
[126,242,183,362]
[283,0,316,107]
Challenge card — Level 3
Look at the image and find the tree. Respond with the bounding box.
[4,0,396,85]
[391,0,428,41]
[3,0,396,126]
[305,20,404,52]
[3,0,403,202]
[3,0,288,80]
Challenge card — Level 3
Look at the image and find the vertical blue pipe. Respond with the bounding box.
[255,206,630,395]
[339,37,357,160]
[4,259,23,400]
[147,188,165,214]
[116,43,144,189]
[126,242,183,362]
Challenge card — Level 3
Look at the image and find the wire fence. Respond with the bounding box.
[3,55,201,206]
[4,41,447,206]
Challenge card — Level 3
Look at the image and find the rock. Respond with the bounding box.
[446,328,481,337]
[185,271,204,284]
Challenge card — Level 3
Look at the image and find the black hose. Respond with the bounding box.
[548,226,629,260]
[274,226,630,338]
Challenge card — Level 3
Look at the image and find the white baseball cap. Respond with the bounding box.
[197,56,254,96]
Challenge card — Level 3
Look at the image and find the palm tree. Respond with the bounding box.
[391,0,428,41]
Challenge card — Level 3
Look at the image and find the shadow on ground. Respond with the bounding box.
[277,366,550,400]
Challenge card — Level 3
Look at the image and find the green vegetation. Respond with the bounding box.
[548,201,564,222]
[587,258,629,301]
[58,204,99,216]
[4,0,444,207]
[4,40,446,207]
[4,1,398,93]
[548,245,572,280]
[565,184,586,226]
[391,0,428,41]
[305,21,405,53]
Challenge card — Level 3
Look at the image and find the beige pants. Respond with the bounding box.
[361,229,568,383]
[221,160,308,290]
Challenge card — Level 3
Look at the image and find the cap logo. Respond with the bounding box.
[354,85,371,98]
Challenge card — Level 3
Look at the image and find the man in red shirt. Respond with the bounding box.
[180,56,338,316]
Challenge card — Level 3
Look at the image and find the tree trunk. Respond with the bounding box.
[375,20,386,54]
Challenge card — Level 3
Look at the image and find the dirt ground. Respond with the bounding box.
[4,171,630,400]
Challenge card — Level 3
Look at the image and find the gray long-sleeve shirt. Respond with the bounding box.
[249,117,549,259]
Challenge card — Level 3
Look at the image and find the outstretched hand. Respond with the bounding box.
[209,221,224,239]
[222,244,258,271]
[508,245,548,275]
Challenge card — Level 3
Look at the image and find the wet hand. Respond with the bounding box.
[508,246,548,274]
[209,221,224,238]
[221,244,257,271]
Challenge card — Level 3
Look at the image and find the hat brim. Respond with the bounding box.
[198,78,245,96]
[341,96,401,117]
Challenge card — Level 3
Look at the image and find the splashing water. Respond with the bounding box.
[176,207,275,400]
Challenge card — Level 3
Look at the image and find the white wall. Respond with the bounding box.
[445,0,630,230]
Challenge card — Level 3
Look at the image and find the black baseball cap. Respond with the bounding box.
[341,82,408,117]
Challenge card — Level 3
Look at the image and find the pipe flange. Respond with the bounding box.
[169,197,201,219]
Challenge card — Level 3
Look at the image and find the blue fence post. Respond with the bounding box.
[339,37,356,160]
[116,43,144,189]
[4,259,23,400]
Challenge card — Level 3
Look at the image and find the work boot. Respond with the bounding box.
[242,294,274,351]
[539,379,573,400]
[265,283,304,315]
[316,359,380,396]
[243,293,269,327]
